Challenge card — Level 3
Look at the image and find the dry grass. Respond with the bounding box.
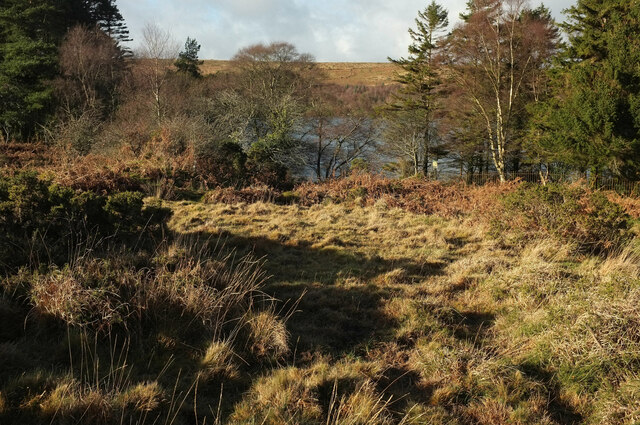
[38,374,166,423]
[0,234,282,424]
[200,340,238,380]
[164,192,640,424]
[3,178,640,424]
[247,311,290,361]
[294,173,517,218]
[200,60,398,86]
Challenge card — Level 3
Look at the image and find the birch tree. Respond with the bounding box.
[136,23,179,122]
[446,0,556,182]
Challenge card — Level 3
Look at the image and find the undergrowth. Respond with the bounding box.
[0,172,170,271]
[2,171,640,424]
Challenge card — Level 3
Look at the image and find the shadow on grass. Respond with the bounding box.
[178,229,451,355]
[519,363,584,425]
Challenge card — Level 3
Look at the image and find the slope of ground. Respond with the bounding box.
[201,60,398,86]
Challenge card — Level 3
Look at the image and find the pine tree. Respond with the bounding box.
[92,0,132,54]
[175,37,203,78]
[387,1,448,176]
[538,0,640,178]
[0,0,59,141]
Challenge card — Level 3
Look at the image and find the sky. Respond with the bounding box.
[118,0,576,62]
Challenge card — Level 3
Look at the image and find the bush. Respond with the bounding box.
[294,174,515,218]
[0,172,170,270]
[497,183,631,253]
[196,140,248,188]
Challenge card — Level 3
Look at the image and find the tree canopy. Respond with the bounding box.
[175,37,203,78]
[536,0,640,178]
[0,0,130,141]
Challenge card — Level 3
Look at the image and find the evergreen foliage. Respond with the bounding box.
[535,0,640,178]
[92,0,132,54]
[175,37,203,78]
[0,0,59,141]
[387,1,448,175]
[0,0,130,141]
[0,172,170,270]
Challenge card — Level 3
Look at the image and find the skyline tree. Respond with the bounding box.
[445,0,559,182]
[225,42,317,173]
[93,0,133,55]
[387,0,449,176]
[136,23,180,122]
[175,37,203,78]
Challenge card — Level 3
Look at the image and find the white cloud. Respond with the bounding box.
[118,0,576,62]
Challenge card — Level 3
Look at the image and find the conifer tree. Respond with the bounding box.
[93,0,132,54]
[0,0,131,141]
[0,0,59,141]
[387,1,449,176]
[536,0,640,178]
[175,37,203,78]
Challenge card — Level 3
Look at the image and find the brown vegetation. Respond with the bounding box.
[164,185,640,424]
[2,169,640,424]
[200,60,398,86]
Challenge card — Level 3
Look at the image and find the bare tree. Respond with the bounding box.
[304,110,379,180]
[212,42,318,171]
[136,23,180,121]
[54,25,126,153]
[57,25,124,115]
[382,109,428,176]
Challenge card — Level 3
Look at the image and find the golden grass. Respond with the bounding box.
[247,311,290,361]
[200,60,398,86]
[3,187,640,424]
[165,197,640,424]
[200,340,238,380]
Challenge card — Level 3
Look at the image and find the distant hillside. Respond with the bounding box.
[200,60,398,86]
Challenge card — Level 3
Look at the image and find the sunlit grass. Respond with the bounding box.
[2,192,640,424]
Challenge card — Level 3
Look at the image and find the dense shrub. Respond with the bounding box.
[204,184,281,204]
[0,143,57,170]
[0,172,170,270]
[52,154,150,194]
[200,173,516,217]
[497,183,631,253]
[196,140,248,188]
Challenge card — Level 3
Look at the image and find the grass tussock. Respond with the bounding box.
[200,340,238,380]
[247,311,290,361]
[0,229,286,424]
